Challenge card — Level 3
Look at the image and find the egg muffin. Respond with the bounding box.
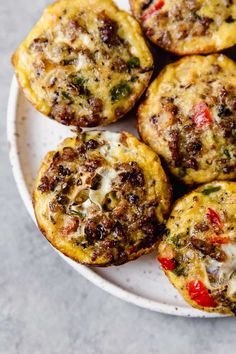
[158,181,236,315]
[12,0,153,127]
[129,0,236,55]
[33,131,171,266]
[138,54,236,185]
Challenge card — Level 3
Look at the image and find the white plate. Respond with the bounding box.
[7,0,223,317]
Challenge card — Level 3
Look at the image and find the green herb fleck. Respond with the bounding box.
[131,76,138,83]
[201,186,221,195]
[172,264,186,277]
[69,75,91,97]
[61,58,76,66]
[224,149,231,160]
[70,75,86,87]
[69,210,83,217]
[127,57,141,70]
[61,91,73,104]
[110,82,132,102]
[172,233,187,248]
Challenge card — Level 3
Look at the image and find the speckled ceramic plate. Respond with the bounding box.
[7,0,224,317]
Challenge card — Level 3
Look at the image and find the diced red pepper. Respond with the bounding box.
[207,208,223,230]
[141,1,165,21]
[187,280,217,308]
[192,102,212,128]
[157,256,176,270]
[209,234,229,244]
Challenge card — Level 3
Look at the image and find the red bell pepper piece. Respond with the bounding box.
[141,1,165,21]
[209,234,229,244]
[207,208,223,230]
[157,256,176,270]
[187,280,217,307]
[192,102,212,128]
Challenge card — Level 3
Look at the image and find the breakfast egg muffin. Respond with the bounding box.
[138,54,236,185]
[158,181,236,315]
[129,0,236,55]
[33,131,171,266]
[12,0,153,127]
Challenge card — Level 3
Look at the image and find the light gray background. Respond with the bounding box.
[0,1,235,353]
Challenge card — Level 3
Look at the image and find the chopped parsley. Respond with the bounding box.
[69,75,91,96]
[61,91,74,104]
[127,56,141,70]
[224,149,231,160]
[172,233,187,248]
[201,186,221,195]
[131,76,138,82]
[172,264,186,277]
[110,82,132,102]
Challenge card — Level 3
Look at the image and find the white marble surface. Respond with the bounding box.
[1,1,236,353]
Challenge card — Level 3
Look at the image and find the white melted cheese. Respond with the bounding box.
[228,274,236,298]
[81,198,93,212]
[99,131,130,161]
[208,243,236,297]
[76,53,90,70]
[79,33,94,48]
[89,167,117,209]
[223,243,236,297]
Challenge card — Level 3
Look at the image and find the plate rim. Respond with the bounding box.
[7,75,223,318]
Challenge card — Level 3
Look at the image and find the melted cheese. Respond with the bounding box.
[228,274,236,298]
[89,167,117,208]
[222,243,236,295]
